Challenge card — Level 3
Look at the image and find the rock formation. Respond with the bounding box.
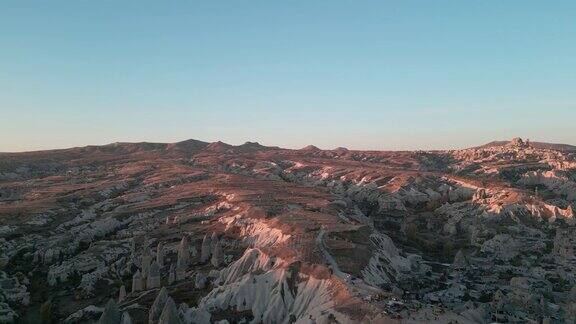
[131,270,143,293]
[194,272,207,289]
[148,287,168,324]
[147,261,161,289]
[118,285,126,303]
[200,234,211,263]
[505,137,531,149]
[4,138,576,323]
[177,236,189,269]
[120,312,133,324]
[142,249,152,279]
[168,264,176,285]
[210,232,218,250]
[156,242,164,268]
[211,239,223,268]
[158,296,182,324]
[97,299,121,324]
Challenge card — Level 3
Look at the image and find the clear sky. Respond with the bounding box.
[1,1,575,152]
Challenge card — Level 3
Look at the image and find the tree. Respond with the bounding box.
[442,241,453,259]
[406,223,419,243]
[40,300,54,323]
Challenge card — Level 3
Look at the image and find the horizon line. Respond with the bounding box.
[2,137,574,154]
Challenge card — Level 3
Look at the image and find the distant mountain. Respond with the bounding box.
[3,138,575,156]
[477,139,576,152]
[300,145,321,151]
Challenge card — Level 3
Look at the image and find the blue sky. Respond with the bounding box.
[1,1,575,151]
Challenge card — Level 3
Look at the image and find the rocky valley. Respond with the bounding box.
[1,137,576,323]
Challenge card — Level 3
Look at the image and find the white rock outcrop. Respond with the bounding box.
[190,248,348,324]
[362,232,429,286]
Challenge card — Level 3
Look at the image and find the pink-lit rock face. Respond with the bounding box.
[0,137,575,323]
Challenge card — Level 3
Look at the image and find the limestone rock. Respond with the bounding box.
[118,285,126,303]
[149,287,168,324]
[156,242,164,268]
[120,312,133,324]
[191,241,197,262]
[194,272,207,290]
[508,137,527,148]
[211,239,223,268]
[147,261,161,289]
[142,249,152,279]
[158,296,182,324]
[131,270,144,293]
[168,264,176,285]
[210,232,218,250]
[361,233,429,286]
[200,234,211,263]
[97,299,121,324]
[177,236,189,270]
